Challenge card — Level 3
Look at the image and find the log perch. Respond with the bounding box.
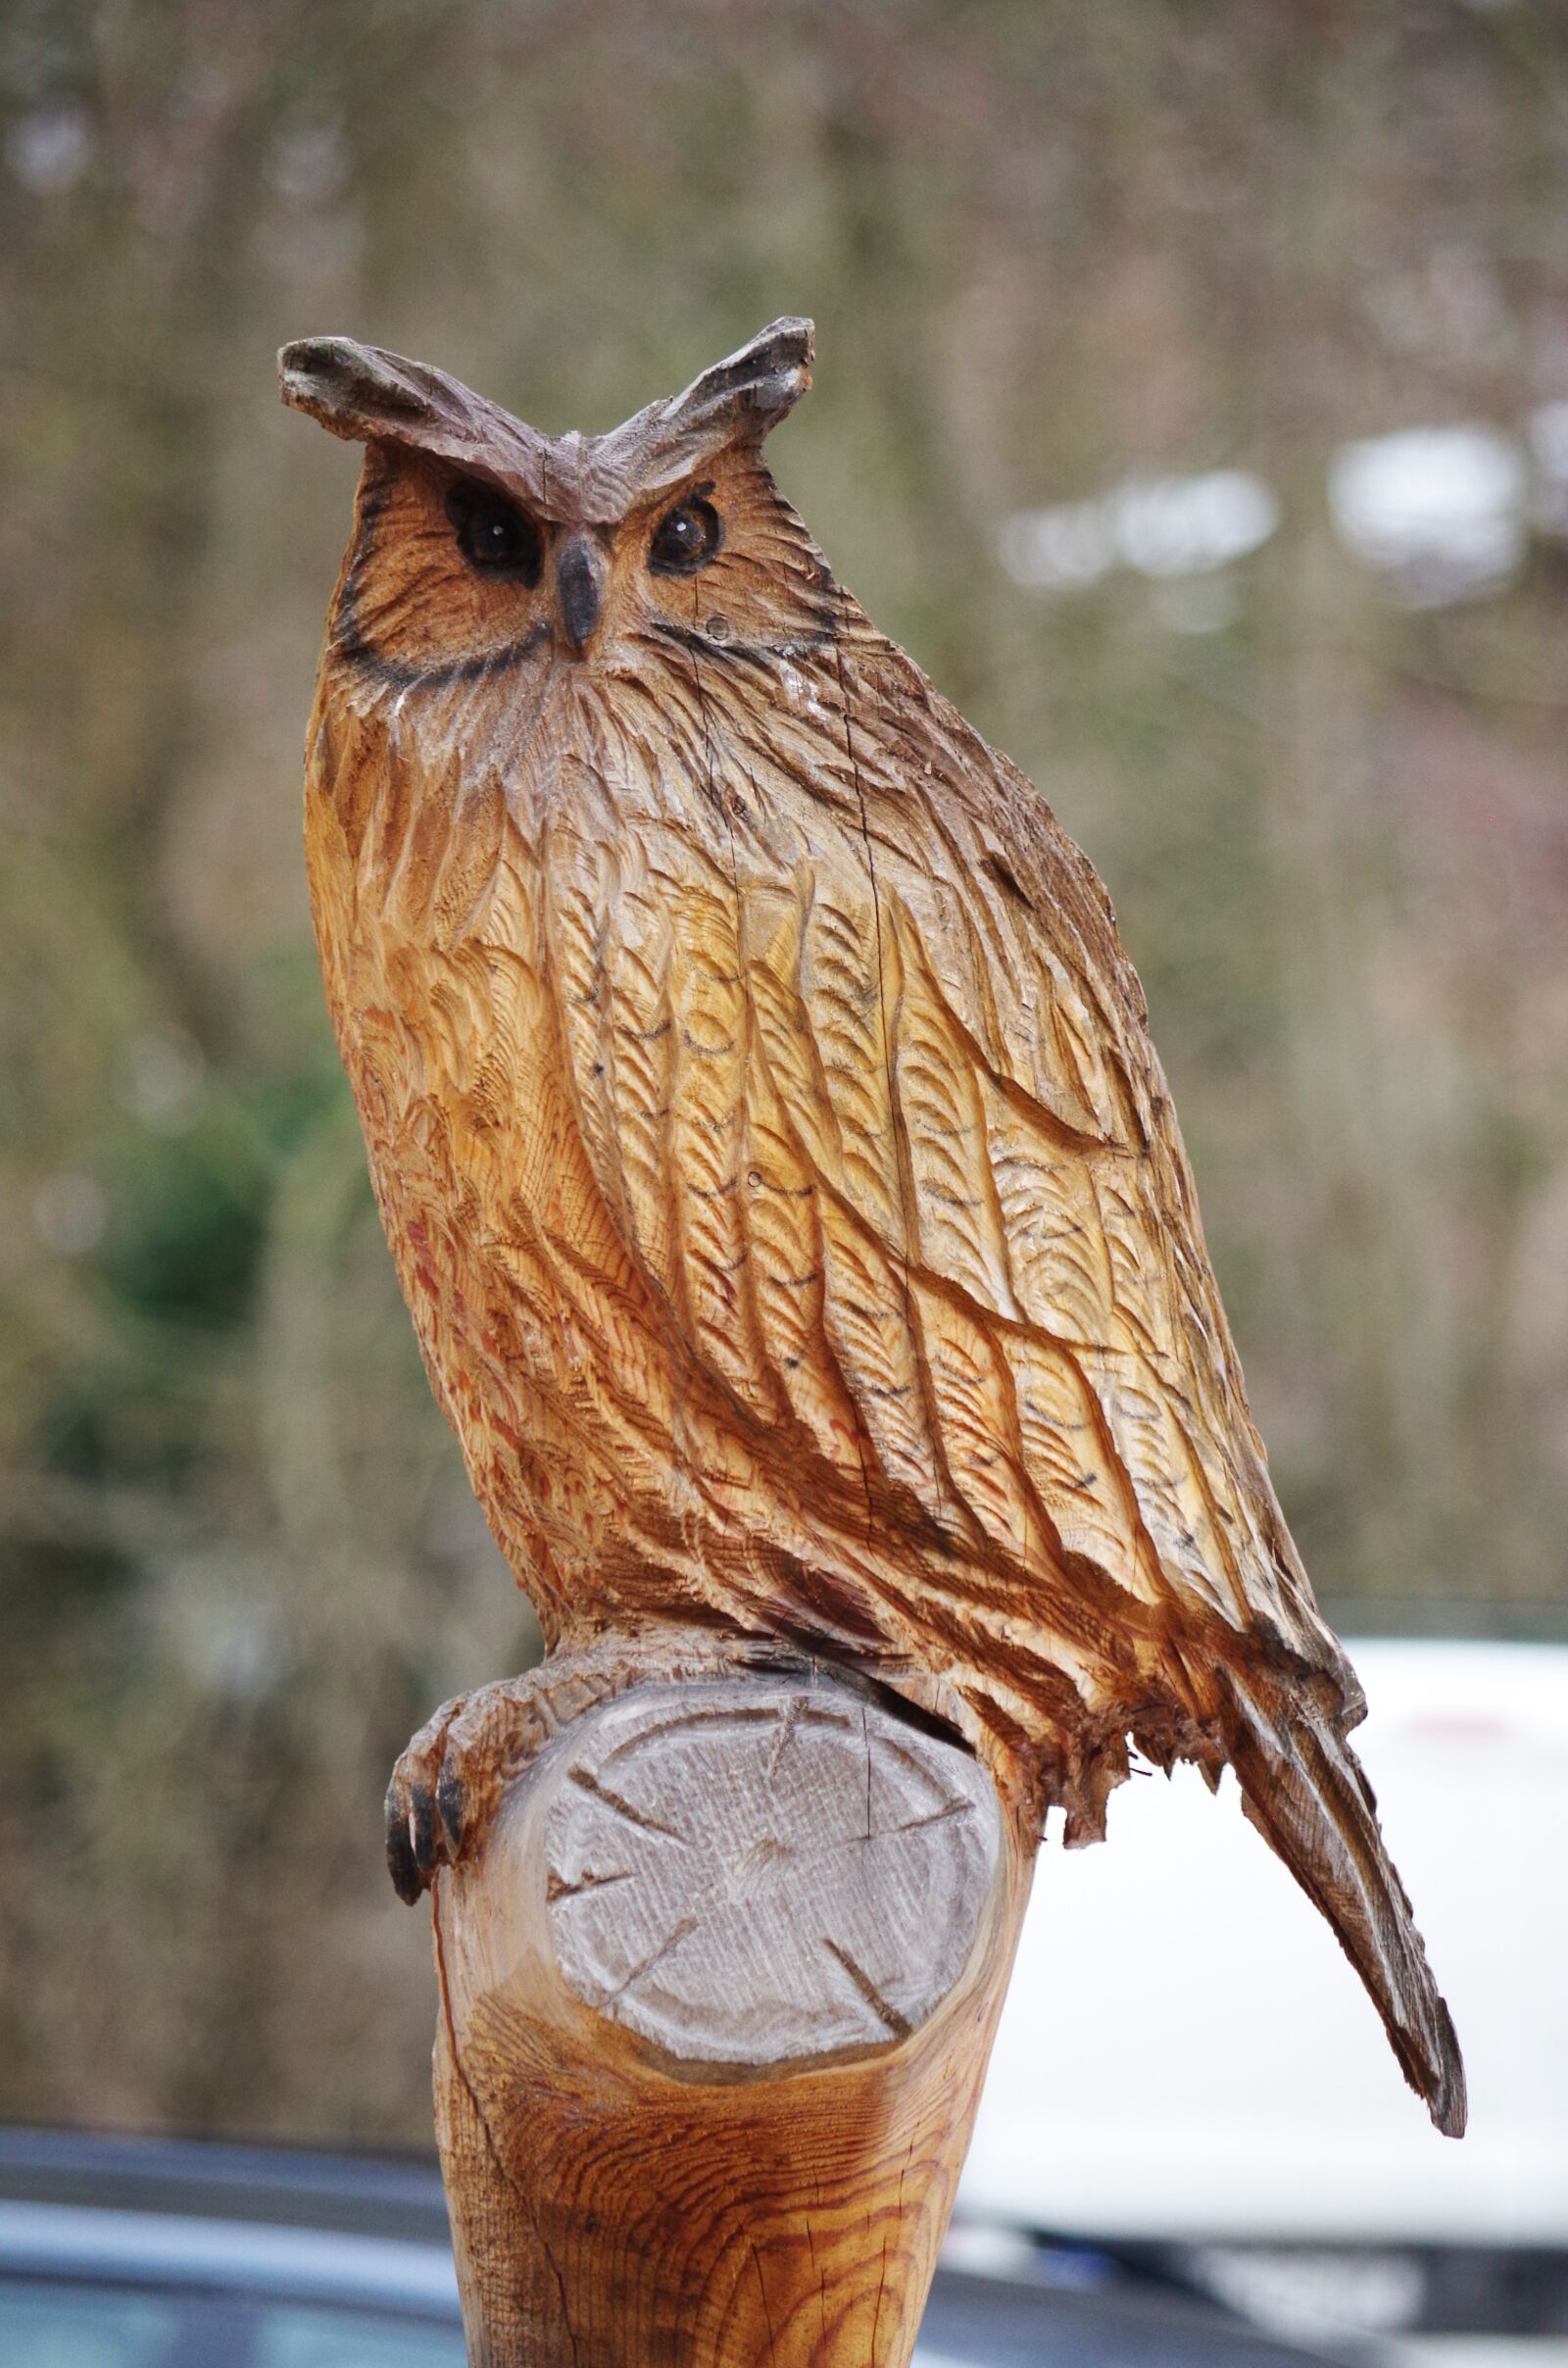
[430,1653,1038,2366]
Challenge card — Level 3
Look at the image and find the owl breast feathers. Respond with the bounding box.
[281,320,1464,2134]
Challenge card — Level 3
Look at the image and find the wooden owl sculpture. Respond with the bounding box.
[281,320,1464,2136]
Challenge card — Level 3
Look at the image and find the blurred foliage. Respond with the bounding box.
[1,0,1566,2138]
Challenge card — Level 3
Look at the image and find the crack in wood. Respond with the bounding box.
[888,1798,973,1837]
[764,1696,808,1782]
[546,1866,634,1903]
[605,1913,700,2005]
[566,1764,690,1843]
[820,1936,912,2039]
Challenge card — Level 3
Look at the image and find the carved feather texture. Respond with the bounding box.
[285,322,1464,2136]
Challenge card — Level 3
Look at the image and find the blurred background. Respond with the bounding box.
[1,0,1566,2183]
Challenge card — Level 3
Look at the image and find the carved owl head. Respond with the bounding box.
[279,318,836,695]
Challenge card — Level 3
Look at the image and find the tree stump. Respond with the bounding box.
[430,1654,1037,2367]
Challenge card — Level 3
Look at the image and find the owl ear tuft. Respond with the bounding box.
[662,318,814,445]
[278,337,438,440]
[279,337,545,500]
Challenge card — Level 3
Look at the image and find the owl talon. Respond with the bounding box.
[384,1674,548,1902]
[386,1809,423,1906]
[384,1692,468,1901]
[409,1781,439,1870]
[436,1767,466,1852]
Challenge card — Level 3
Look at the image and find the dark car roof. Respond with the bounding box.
[0,2126,1340,2365]
[0,2124,453,2245]
[0,2125,461,2325]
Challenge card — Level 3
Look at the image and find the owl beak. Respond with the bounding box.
[556,533,607,655]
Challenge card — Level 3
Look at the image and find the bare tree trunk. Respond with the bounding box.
[430,1652,1037,2366]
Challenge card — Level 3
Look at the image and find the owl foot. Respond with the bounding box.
[385,1631,819,1903]
[385,1673,549,1905]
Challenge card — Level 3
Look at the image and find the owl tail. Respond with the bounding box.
[1222,1674,1467,2138]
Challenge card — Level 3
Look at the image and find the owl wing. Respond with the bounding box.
[545,635,1462,2134]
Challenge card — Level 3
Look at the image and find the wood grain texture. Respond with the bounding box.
[542,1678,999,2061]
[431,1650,1032,2368]
[281,320,1463,2137]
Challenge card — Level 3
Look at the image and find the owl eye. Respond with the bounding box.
[649,496,722,575]
[446,477,543,585]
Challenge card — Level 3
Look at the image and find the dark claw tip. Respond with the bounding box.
[437,1767,466,1854]
[386,1809,423,1906]
[408,1779,439,1871]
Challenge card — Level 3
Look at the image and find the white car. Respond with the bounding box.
[962,1638,1568,2354]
